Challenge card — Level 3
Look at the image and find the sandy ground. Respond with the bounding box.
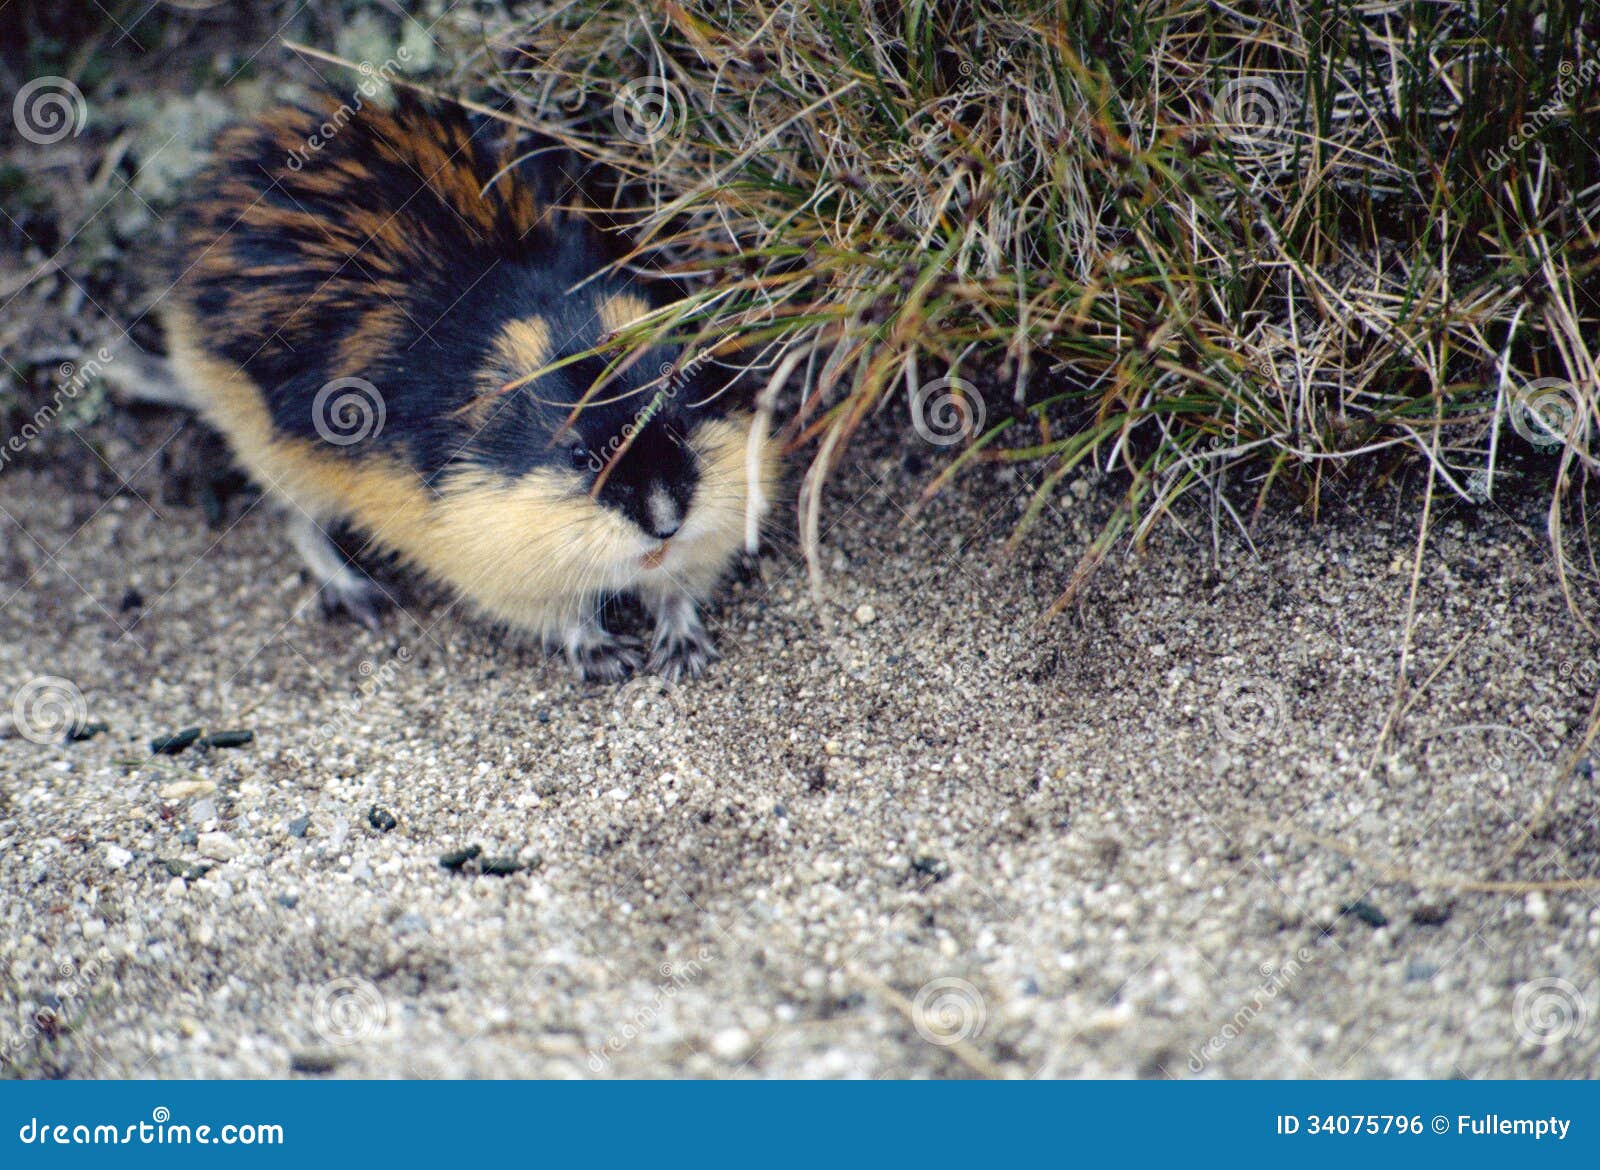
[2,411,1599,1080]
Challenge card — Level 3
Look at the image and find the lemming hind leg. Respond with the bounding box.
[286,510,384,630]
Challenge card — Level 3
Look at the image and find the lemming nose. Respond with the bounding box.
[647,487,682,540]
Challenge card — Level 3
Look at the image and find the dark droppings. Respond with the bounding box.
[289,1050,341,1074]
[367,806,398,833]
[66,720,108,743]
[150,727,201,755]
[1339,900,1390,929]
[438,845,482,870]
[911,855,952,883]
[480,856,529,876]
[198,729,254,749]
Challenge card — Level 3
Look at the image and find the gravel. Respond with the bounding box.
[2,417,1598,1078]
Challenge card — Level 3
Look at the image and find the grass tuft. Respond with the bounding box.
[451,1,1597,597]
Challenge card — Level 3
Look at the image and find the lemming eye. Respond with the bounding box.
[568,441,590,469]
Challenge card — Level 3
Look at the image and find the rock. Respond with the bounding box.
[367,806,397,833]
[104,845,133,869]
[853,604,877,625]
[197,831,238,861]
[159,779,217,800]
[709,1027,754,1062]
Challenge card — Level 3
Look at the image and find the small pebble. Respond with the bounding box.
[104,845,133,869]
[287,815,310,838]
[367,806,398,833]
[191,797,217,824]
[159,779,217,800]
[710,1027,754,1062]
[911,855,951,883]
[197,831,239,861]
[853,604,877,625]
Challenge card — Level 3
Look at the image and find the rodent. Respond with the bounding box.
[160,92,778,681]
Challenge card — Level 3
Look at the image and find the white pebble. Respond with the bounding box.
[104,845,133,869]
[853,604,877,625]
[159,779,216,800]
[710,1027,754,1062]
[197,831,238,861]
